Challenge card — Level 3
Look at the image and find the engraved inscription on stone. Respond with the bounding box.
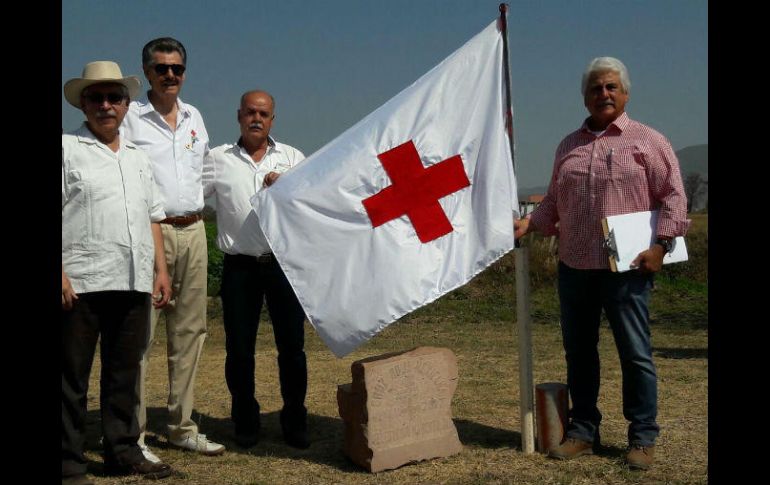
[338,346,462,472]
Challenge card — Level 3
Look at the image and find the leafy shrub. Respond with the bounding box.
[205,221,224,296]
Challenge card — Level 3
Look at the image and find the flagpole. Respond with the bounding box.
[499,2,536,455]
[498,3,515,174]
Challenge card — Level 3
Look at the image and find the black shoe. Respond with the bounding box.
[234,429,260,448]
[283,428,310,449]
[62,475,94,485]
[280,407,309,449]
[105,458,172,480]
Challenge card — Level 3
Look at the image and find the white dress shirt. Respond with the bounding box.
[121,96,209,216]
[203,137,304,255]
[62,124,166,294]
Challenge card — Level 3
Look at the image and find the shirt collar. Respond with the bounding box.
[231,136,281,165]
[133,94,192,119]
[235,135,279,151]
[74,122,137,150]
[580,111,631,135]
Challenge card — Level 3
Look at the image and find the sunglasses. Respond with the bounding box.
[84,92,126,105]
[152,63,186,76]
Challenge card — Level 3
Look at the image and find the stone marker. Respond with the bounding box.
[337,346,462,472]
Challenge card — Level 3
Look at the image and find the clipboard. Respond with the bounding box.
[601,210,688,272]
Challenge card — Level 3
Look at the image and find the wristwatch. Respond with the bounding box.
[655,237,673,254]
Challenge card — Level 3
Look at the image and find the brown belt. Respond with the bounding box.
[160,213,202,227]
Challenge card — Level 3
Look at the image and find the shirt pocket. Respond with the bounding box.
[64,169,86,203]
[556,155,590,194]
[274,158,292,173]
[611,145,646,186]
[63,247,96,280]
[186,134,207,173]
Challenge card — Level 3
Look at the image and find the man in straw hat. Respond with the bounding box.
[62,60,174,484]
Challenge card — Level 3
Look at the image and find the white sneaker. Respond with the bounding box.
[140,444,162,464]
[169,433,225,456]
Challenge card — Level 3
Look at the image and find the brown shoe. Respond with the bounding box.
[105,458,173,480]
[547,437,594,460]
[626,444,655,470]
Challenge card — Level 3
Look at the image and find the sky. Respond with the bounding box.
[61,0,707,191]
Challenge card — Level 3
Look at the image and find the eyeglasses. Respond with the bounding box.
[152,63,186,76]
[83,92,126,105]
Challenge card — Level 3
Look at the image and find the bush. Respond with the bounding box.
[658,213,708,283]
[205,221,224,296]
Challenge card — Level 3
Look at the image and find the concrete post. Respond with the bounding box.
[515,246,535,454]
[535,382,569,453]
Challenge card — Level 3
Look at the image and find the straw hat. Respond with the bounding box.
[63,61,141,107]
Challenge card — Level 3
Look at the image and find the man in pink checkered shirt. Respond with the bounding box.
[515,57,689,471]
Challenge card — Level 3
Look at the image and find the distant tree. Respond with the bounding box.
[684,172,708,213]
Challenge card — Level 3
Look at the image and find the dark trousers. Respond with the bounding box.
[558,262,660,447]
[220,254,307,435]
[62,291,148,477]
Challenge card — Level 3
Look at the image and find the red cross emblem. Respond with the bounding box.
[362,140,471,243]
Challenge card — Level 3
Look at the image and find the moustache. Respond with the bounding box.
[95,111,117,118]
[248,123,263,130]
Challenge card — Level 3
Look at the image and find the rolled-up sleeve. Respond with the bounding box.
[642,138,690,237]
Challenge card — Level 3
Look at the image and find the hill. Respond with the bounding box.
[676,144,708,179]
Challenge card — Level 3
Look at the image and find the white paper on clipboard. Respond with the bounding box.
[601,210,688,272]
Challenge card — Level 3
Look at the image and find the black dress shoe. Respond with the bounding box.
[283,428,310,449]
[234,430,260,448]
[105,458,172,479]
[280,406,309,449]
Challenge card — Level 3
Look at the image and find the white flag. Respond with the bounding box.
[252,19,518,357]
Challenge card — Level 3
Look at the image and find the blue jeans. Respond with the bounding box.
[558,262,659,447]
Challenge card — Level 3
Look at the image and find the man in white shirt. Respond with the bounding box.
[121,37,224,460]
[203,90,309,449]
[62,61,173,485]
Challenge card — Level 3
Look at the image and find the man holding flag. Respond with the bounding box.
[203,90,310,449]
[515,57,689,470]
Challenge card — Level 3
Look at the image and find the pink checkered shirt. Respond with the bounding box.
[529,112,690,270]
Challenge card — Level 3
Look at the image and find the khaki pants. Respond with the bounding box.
[137,219,208,443]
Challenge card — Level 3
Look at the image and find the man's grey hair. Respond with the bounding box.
[581,57,630,95]
[142,37,187,67]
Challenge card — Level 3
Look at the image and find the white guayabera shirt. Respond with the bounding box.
[62,123,166,294]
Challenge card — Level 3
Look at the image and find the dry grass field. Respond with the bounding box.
[80,216,708,485]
